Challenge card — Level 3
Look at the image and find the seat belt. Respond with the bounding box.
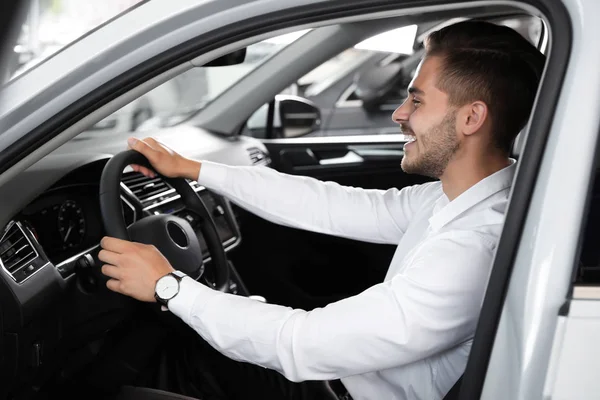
[442,374,463,400]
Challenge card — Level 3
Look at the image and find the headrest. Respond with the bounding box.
[511,129,526,159]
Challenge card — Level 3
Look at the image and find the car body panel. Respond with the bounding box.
[0,0,595,399]
[481,0,600,398]
[546,302,600,399]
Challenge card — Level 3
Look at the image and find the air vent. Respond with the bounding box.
[247,147,270,165]
[122,172,176,207]
[0,222,38,279]
[121,173,203,208]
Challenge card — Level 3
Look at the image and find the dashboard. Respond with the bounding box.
[15,180,238,270]
[0,157,245,393]
[0,161,245,400]
[5,160,241,282]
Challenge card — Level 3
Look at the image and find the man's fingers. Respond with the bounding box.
[101,264,122,280]
[144,137,160,146]
[145,137,175,153]
[128,137,158,158]
[106,279,122,293]
[100,236,135,254]
[98,249,122,266]
[139,166,156,178]
[128,137,162,177]
[130,164,156,178]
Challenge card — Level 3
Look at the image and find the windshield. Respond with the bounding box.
[79,29,311,136]
[5,0,146,82]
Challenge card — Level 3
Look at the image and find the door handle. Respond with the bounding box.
[318,151,364,165]
[351,148,404,161]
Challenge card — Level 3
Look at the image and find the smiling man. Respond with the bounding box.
[100,21,545,400]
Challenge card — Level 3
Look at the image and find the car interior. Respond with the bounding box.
[575,153,600,286]
[0,4,547,400]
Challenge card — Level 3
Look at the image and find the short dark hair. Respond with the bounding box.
[425,20,546,153]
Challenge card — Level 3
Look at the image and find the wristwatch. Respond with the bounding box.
[154,270,187,308]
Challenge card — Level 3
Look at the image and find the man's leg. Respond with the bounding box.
[158,326,337,400]
[115,387,201,400]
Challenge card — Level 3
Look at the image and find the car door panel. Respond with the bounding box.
[266,136,428,187]
[277,144,404,170]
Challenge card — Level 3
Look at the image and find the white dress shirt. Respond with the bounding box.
[169,160,516,400]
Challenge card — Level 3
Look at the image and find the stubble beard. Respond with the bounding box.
[401,112,459,179]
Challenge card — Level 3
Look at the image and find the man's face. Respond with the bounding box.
[392,56,459,178]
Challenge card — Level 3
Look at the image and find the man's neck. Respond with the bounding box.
[440,154,511,201]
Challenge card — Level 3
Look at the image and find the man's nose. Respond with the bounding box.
[391,99,411,124]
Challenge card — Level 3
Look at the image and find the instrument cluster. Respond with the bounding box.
[19,184,112,265]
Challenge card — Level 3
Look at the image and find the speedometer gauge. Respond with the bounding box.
[57,200,86,250]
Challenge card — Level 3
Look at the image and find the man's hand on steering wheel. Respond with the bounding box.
[98,137,195,299]
[98,137,231,295]
[127,137,201,181]
[99,237,175,301]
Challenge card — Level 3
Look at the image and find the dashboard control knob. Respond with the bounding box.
[76,253,95,269]
[214,205,225,217]
[31,342,42,368]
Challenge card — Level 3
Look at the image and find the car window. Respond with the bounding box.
[243,16,543,140]
[297,25,417,98]
[244,25,418,139]
[5,0,147,83]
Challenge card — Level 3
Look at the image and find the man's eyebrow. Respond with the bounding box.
[408,86,425,96]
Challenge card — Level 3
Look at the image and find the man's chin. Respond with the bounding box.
[401,158,433,178]
[401,158,417,174]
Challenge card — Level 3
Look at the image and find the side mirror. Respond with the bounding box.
[354,63,404,111]
[277,95,321,138]
[246,95,321,139]
[202,48,247,67]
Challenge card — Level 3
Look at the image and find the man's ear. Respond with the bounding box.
[459,101,488,137]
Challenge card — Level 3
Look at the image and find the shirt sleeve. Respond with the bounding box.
[168,231,495,382]
[197,161,435,245]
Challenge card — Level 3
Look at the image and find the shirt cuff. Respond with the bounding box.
[168,276,220,326]
[197,161,229,188]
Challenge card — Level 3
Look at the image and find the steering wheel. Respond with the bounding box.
[98,150,230,292]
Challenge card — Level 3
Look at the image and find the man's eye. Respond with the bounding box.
[412,99,421,107]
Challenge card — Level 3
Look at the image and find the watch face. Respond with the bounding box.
[156,275,179,300]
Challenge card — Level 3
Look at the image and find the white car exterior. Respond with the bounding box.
[0,1,597,399]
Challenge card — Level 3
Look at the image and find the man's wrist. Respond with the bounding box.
[181,159,202,181]
[169,276,217,324]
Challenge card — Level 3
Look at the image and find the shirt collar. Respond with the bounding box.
[428,160,517,232]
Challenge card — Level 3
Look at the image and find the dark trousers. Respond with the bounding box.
[52,311,345,400]
[142,326,341,400]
